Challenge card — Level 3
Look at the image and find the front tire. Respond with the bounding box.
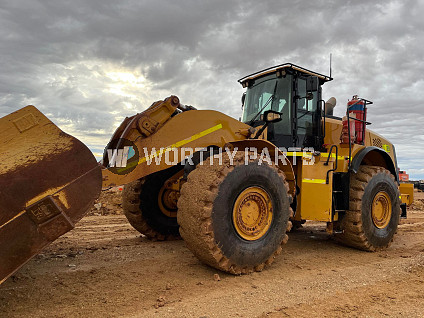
[122,166,182,240]
[335,165,400,251]
[177,152,292,274]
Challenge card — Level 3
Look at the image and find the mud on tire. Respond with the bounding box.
[335,165,400,251]
[177,152,293,274]
[122,166,182,241]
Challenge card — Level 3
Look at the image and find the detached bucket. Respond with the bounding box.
[0,106,102,284]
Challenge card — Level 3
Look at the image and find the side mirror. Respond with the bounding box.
[241,92,246,108]
[306,76,319,92]
[261,110,282,123]
[254,110,283,139]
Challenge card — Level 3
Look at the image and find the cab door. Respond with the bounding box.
[294,76,321,149]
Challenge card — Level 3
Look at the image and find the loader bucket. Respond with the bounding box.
[0,106,102,284]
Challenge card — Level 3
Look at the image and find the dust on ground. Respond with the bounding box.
[1,190,424,318]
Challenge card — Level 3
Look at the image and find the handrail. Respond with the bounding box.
[324,145,338,184]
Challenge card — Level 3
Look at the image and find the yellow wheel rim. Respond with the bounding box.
[232,186,273,241]
[371,191,392,229]
[158,187,178,218]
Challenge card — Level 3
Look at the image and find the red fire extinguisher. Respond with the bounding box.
[347,95,366,143]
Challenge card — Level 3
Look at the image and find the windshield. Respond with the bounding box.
[242,74,292,134]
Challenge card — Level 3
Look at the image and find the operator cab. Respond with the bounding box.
[239,63,332,150]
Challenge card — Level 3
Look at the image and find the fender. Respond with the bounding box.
[350,146,398,182]
[229,139,296,198]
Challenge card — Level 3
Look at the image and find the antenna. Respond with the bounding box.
[329,53,332,78]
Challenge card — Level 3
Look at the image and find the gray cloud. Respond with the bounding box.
[0,0,423,178]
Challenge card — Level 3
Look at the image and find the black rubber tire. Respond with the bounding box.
[122,165,182,240]
[335,165,400,251]
[177,151,292,274]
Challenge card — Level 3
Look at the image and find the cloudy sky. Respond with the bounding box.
[0,0,423,179]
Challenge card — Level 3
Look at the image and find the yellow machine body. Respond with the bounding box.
[100,95,402,226]
[295,154,335,222]
[399,183,414,206]
[289,117,402,224]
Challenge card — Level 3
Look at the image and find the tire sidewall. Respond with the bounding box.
[211,162,290,266]
[361,171,400,247]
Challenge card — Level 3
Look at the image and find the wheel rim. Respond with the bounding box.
[371,191,392,229]
[232,186,273,241]
[158,187,178,218]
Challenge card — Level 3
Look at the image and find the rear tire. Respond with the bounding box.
[335,165,400,251]
[122,166,182,240]
[177,152,292,274]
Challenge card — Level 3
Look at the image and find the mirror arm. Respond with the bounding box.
[253,123,269,139]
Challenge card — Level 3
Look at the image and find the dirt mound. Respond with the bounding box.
[410,199,424,211]
[88,187,124,215]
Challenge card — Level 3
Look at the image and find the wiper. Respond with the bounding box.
[248,81,278,126]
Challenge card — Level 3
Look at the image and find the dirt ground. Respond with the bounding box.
[1,191,424,318]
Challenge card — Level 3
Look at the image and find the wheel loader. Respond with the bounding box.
[0,63,412,282]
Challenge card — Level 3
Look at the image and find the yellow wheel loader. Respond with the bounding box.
[0,63,412,282]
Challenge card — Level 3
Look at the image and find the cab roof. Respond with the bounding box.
[238,63,333,88]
